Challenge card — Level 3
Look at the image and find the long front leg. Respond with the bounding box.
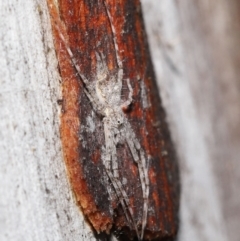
[52,16,105,116]
[121,79,133,110]
[83,89,105,115]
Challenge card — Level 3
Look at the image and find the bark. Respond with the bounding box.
[1,0,240,241]
[47,0,179,240]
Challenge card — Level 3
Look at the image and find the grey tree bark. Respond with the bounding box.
[0,0,95,240]
[142,1,240,241]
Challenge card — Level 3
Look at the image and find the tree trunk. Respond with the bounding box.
[142,1,240,241]
[1,0,240,241]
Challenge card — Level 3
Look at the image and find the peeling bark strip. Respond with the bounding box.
[47,0,179,240]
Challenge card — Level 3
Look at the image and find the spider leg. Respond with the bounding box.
[103,118,131,224]
[103,1,123,86]
[103,118,140,240]
[121,79,133,110]
[53,19,105,115]
[55,24,89,85]
[96,52,109,75]
[83,89,105,115]
[125,121,149,240]
[139,150,150,240]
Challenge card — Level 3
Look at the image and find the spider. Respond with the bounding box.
[53,1,149,239]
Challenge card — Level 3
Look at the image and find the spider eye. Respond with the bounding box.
[117,119,122,125]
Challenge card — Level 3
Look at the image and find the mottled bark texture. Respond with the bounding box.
[47,0,179,240]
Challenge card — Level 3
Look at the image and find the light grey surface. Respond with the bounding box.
[0,0,96,240]
[142,1,240,241]
[1,0,240,241]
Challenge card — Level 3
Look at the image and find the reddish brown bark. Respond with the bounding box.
[47,0,179,240]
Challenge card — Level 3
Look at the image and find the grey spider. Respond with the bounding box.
[55,1,150,240]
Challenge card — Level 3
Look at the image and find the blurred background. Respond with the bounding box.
[142,1,240,241]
